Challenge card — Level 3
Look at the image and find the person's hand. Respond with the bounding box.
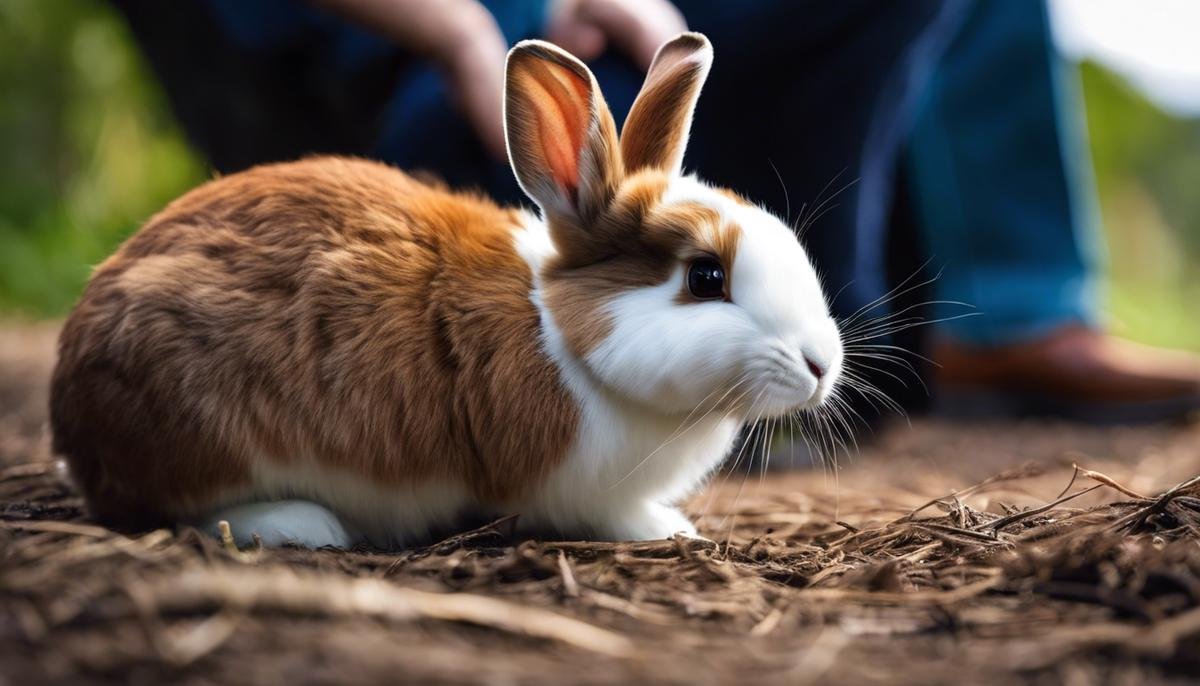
[545,0,689,70]
[314,0,688,160]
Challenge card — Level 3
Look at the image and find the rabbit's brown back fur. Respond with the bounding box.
[51,157,579,524]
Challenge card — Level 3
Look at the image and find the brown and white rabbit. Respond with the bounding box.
[50,33,843,548]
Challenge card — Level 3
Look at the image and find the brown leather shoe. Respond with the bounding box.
[931,325,1200,423]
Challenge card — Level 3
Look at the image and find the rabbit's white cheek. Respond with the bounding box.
[723,209,845,413]
[585,273,747,412]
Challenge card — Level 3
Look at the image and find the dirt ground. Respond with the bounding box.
[2,323,1200,685]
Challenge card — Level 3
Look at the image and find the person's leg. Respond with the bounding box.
[668,2,969,441]
[905,0,1200,421]
[672,1,967,324]
[906,0,1101,344]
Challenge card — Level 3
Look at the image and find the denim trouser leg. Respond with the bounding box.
[672,1,966,322]
[905,0,1102,345]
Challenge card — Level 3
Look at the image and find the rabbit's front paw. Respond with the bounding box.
[594,501,697,541]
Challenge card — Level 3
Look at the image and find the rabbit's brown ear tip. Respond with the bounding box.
[506,39,590,74]
[658,33,713,66]
[507,39,549,61]
[510,38,548,51]
[671,32,712,51]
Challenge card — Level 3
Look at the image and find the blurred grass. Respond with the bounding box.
[1080,62,1200,351]
[0,0,205,315]
[0,1,1197,352]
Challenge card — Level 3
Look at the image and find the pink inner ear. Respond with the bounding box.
[525,63,591,198]
[540,114,580,196]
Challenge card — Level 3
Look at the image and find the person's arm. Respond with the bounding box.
[312,0,510,158]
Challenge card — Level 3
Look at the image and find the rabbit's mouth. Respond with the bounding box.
[735,341,841,418]
[739,370,831,420]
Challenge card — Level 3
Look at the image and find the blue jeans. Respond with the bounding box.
[905,0,1102,345]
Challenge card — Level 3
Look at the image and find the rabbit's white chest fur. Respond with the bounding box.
[518,392,741,540]
[511,212,741,540]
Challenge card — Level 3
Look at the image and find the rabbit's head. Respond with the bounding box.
[505,33,842,421]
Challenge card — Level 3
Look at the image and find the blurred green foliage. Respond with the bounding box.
[1081,62,1200,351]
[0,0,204,315]
[0,1,1196,351]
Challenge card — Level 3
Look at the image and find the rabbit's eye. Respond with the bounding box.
[687,258,726,300]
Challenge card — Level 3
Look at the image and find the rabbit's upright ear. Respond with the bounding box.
[505,40,623,224]
[621,33,713,177]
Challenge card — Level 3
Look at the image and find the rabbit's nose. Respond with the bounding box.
[804,356,825,380]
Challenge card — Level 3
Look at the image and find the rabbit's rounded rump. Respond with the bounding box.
[51,34,843,548]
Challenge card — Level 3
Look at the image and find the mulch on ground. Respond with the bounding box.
[2,324,1200,685]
